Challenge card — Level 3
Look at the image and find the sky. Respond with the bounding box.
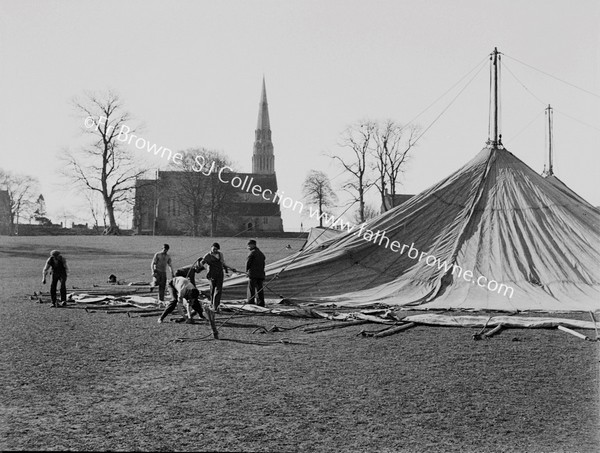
[0,0,598,231]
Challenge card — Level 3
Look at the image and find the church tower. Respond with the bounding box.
[252,77,275,174]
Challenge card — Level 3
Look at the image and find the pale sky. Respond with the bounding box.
[1,0,598,231]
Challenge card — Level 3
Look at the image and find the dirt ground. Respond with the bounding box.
[1,236,599,452]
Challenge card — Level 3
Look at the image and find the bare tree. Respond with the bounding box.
[62,90,147,235]
[207,173,237,236]
[83,191,106,231]
[168,149,236,236]
[190,149,236,236]
[167,151,210,236]
[0,169,39,234]
[332,121,376,223]
[302,170,337,227]
[372,121,420,211]
[353,203,379,224]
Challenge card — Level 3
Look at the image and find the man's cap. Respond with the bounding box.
[247,239,257,245]
[212,242,220,249]
[50,250,60,257]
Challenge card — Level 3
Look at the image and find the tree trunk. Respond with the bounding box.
[358,182,365,223]
[359,198,365,223]
[193,205,199,237]
[103,195,120,235]
[318,198,323,227]
[380,179,387,212]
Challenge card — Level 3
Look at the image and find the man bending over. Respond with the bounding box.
[158,276,204,324]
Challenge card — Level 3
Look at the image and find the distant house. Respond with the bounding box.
[0,190,11,235]
[380,192,414,213]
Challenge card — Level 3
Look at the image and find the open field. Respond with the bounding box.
[1,235,599,452]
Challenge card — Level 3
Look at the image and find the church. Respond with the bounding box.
[133,79,284,236]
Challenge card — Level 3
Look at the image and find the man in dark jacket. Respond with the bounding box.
[42,250,69,307]
[200,243,232,311]
[246,239,266,307]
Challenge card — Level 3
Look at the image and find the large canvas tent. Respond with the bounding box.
[544,173,598,212]
[218,145,600,312]
[540,105,598,214]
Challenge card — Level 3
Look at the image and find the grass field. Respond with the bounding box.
[1,235,599,452]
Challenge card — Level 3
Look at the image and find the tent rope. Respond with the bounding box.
[503,53,600,99]
[255,178,383,301]
[412,60,487,147]
[404,55,489,130]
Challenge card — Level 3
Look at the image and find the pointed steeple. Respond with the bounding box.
[253,77,275,174]
[256,77,271,131]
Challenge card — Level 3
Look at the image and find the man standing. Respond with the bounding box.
[151,244,174,303]
[42,250,69,307]
[246,239,266,307]
[200,242,232,311]
[158,276,204,324]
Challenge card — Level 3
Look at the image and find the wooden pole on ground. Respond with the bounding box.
[304,320,370,334]
[204,303,219,339]
[472,317,493,340]
[557,325,590,341]
[135,311,166,318]
[483,324,503,338]
[374,322,416,338]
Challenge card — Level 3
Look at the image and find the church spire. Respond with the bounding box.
[252,77,275,174]
[257,77,271,131]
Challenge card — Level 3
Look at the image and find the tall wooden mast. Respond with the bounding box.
[488,47,502,147]
[545,104,554,176]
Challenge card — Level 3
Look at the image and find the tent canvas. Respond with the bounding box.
[544,173,599,213]
[217,146,600,313]
[301,227,343,252]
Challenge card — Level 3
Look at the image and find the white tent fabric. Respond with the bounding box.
[219,146,600,312]
[301,227,343,251]
[402,314,599,329]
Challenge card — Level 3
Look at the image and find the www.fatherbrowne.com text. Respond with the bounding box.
[85,117,515,299]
